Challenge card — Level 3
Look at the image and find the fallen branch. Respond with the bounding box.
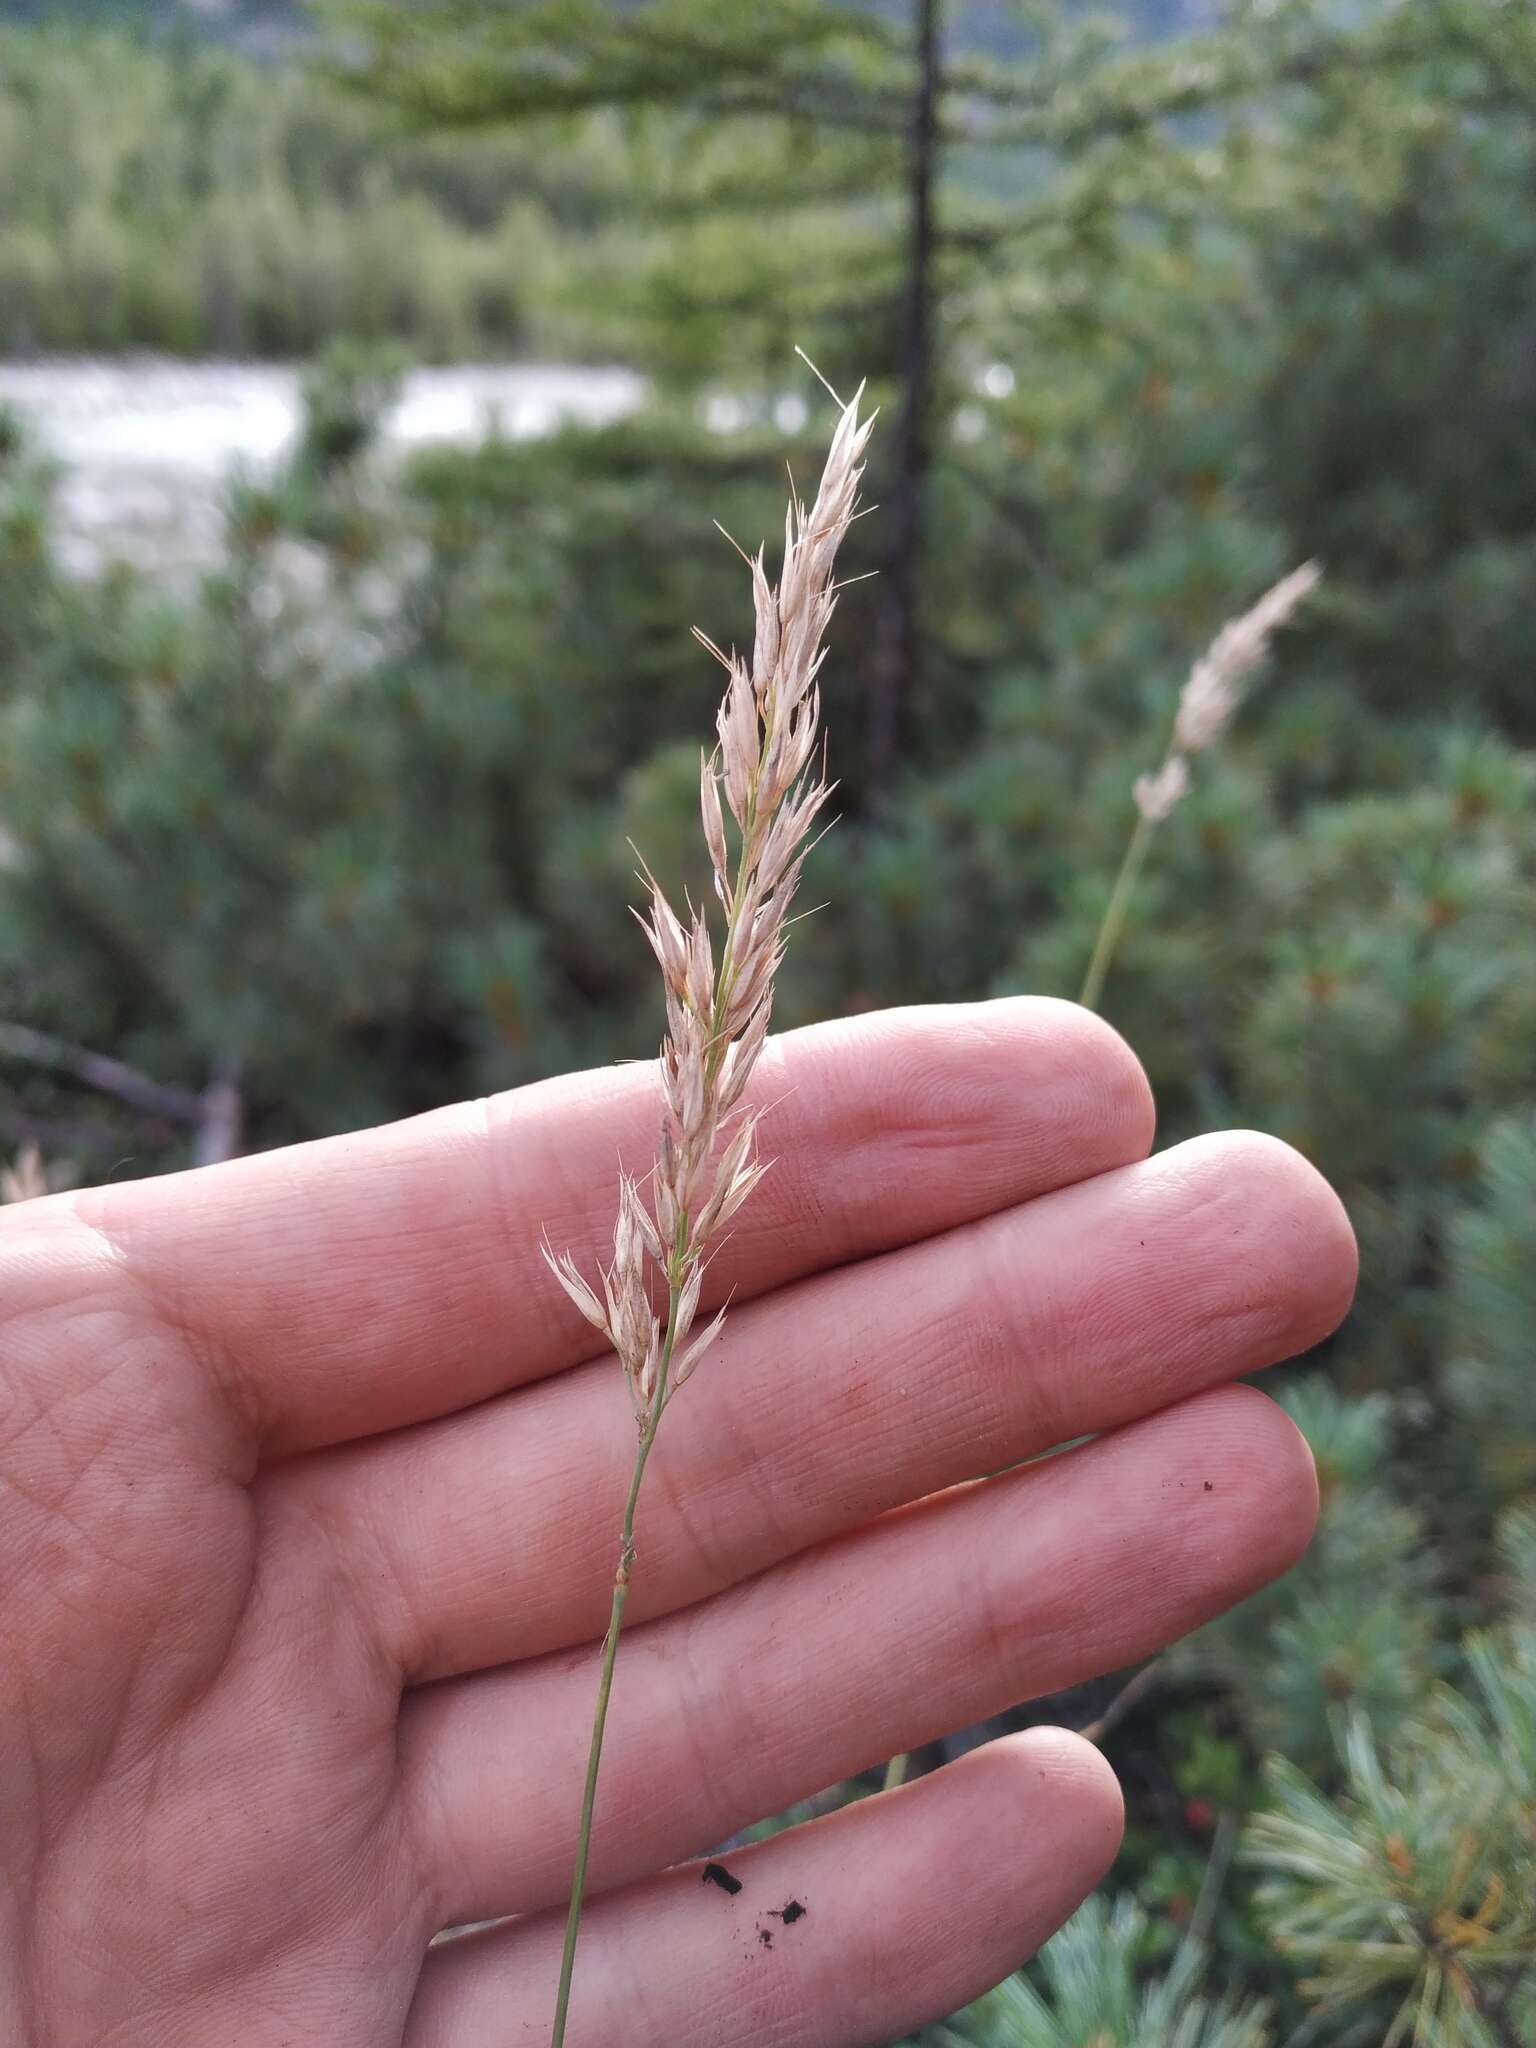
[0,1024,244,1163]
[0,1022,206,1124]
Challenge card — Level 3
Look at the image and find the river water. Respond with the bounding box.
[0,359,644,578]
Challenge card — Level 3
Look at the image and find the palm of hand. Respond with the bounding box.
[3,1191,420,2045]
[0,1002,1355,2047]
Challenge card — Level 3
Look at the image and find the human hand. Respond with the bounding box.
[0,999,1355,2047]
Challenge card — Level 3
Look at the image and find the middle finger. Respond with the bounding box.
[274,1129,1353,1683]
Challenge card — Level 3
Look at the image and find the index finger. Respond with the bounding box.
[73,998,1153,1457]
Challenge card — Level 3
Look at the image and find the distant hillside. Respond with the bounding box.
[0,0,308,53]
[0,0,1210,55]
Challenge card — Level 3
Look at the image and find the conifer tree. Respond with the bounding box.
[331,0,1441,800]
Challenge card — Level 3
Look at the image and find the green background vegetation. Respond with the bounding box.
[1,1,1533,2040]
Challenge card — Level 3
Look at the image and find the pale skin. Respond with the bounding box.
[0,997,1357,2048]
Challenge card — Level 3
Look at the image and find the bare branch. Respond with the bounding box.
[194,1058,246,1167]
[0,1022,205,1125]
[1077,1657,1165,1745]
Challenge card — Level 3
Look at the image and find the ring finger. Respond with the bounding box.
[400,1383,1317,1928]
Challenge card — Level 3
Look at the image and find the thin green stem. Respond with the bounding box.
[880,798,1164,1798]
[549,1285,680,2048]
[1079,807,1157,1013]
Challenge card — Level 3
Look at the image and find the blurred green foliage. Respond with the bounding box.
[1,2,1534,2042]
[910,1894,1272,2047]
[1249,1514,1536,2047]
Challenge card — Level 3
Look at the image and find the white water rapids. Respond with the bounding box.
[0,359,645,577]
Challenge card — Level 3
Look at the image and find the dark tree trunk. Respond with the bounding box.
[867,0,940,810]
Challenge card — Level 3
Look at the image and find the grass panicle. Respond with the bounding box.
[541,386,875,2048]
